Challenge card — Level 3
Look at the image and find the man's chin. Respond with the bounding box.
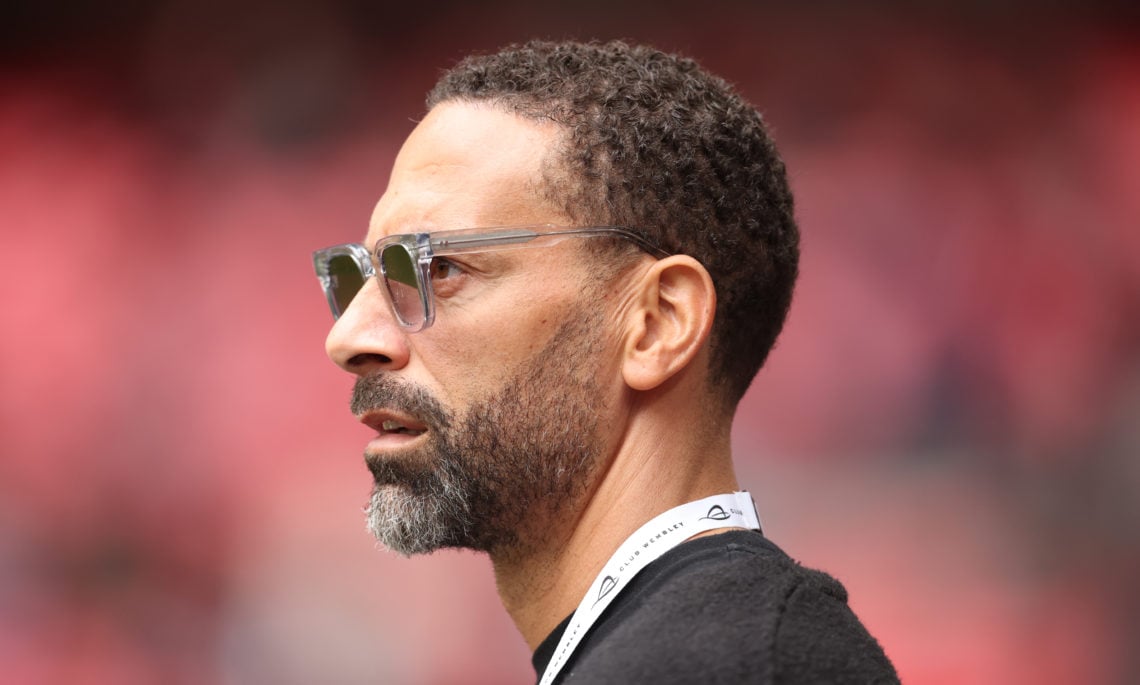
[364,482,470,556]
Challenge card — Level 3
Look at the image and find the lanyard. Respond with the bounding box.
[538,491,761,685]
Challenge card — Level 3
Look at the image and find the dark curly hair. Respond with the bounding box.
[427,40,799,405]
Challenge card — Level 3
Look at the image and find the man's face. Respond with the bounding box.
[325,103,627,556]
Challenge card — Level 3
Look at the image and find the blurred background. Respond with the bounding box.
[1,1,1137,683]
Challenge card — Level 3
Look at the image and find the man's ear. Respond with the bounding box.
[621,255,716,391]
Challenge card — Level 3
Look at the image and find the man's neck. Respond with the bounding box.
[489,423,738,650]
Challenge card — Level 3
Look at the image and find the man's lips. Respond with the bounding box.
[357,410,428,439]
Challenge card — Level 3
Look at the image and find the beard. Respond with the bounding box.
[351,313,606,557]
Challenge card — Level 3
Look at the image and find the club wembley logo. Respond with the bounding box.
[592,575,618,608]
[700,505,733,521]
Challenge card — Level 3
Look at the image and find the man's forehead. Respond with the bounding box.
[365,102,566,244]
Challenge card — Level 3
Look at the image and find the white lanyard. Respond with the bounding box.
[538,491,761,685]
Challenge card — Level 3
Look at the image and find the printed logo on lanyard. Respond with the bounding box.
[539,491,761,685]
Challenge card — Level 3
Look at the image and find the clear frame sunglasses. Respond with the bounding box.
[312,225,667,332]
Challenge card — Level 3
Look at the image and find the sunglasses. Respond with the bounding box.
[313,225,667,332]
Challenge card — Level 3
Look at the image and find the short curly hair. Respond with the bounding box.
[427,40,799,405]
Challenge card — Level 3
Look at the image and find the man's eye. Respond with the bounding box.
[428,257,461,281]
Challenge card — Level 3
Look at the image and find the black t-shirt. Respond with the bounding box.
[532,530,898,684]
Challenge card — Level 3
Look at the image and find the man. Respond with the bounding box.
[313,40,897,683]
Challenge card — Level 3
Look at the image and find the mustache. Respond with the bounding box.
[350,374,452,428]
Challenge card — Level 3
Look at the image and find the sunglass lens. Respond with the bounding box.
[327,254,365,316]
[380,244,423,325]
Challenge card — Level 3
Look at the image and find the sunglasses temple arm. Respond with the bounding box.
[429,229,541,252]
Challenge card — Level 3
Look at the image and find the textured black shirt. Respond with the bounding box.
[532,530,898,684]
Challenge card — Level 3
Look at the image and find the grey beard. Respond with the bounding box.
[355,310,604,557]
[356,375,469,555]
[366,487,461,556]
[365,470,473,556]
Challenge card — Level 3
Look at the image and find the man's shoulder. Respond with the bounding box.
[606,530,854,649]
[561,530,898,684]
[634,528,842,604]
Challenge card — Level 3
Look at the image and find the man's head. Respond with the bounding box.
[320,40,798,556]
[428,40,799,404]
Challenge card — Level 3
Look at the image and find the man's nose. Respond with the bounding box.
[325,279,411,374]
